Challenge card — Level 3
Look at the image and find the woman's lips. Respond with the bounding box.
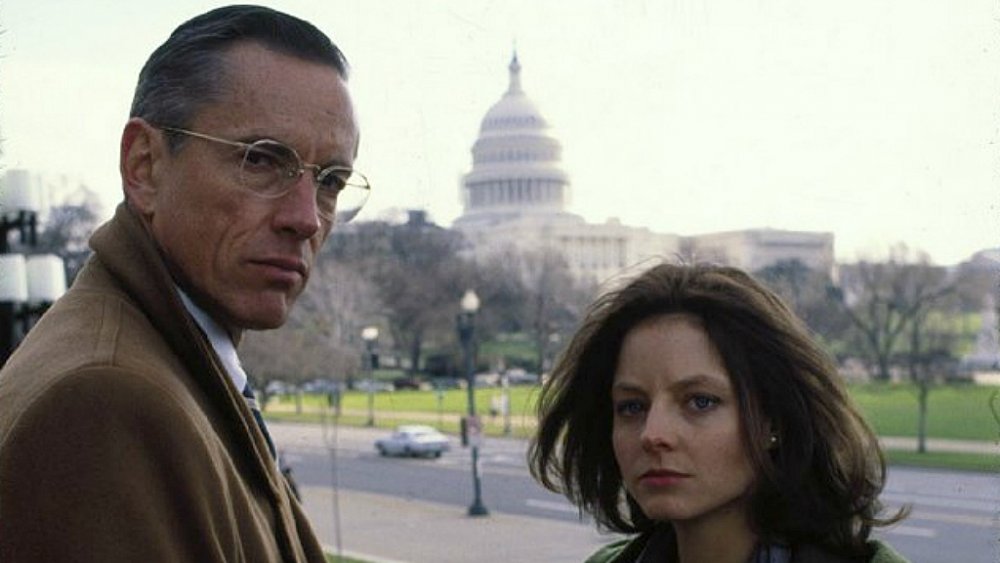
[639,469,691,487]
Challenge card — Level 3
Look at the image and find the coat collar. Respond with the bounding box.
[88,203,284,495]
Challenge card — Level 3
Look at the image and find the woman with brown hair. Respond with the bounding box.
[529,263,909,563]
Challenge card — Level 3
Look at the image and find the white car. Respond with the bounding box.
[375,425,451,458]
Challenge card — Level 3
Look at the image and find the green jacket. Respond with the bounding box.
[586,531,910,563]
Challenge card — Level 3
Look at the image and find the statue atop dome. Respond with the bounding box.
[507,51,522,94]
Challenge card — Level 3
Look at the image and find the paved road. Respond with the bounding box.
[271,422,1000,563]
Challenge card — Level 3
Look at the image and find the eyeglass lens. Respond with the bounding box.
[238,140,368,223]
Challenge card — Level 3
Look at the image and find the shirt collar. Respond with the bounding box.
[177,288,248,392]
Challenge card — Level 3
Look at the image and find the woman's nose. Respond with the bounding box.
[639,402,679,451]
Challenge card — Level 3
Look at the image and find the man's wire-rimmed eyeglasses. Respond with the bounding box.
[158,126,370,224]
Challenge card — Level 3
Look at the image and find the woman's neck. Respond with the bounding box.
[671,504,756,563]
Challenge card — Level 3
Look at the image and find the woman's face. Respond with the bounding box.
[611,313,756,526]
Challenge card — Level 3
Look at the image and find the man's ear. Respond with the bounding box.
[120,118,166,215]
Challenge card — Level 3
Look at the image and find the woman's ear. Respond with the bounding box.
[120,118,165,216]
[765,422,780,450]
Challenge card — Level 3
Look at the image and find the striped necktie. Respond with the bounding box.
[242,382,277,460]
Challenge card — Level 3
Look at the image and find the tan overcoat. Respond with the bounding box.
[0,203,325,562]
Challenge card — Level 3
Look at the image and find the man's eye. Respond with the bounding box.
[244,143,295,175]
[244,150,278,169]
[318,170,348,192]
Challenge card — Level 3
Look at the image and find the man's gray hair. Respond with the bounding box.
[130,5,349,150]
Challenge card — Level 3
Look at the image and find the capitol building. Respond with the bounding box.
[453,54,834,284]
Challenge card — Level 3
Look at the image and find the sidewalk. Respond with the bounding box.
[300,486,615,563]
[271,422,620,563]
[879,436,998,455]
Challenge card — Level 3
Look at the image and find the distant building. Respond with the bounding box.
[453,54,834,284]
[687,228,835,274]
[960,247,1000,271]
[963,293,1000,371]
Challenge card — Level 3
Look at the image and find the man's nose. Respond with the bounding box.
[273,173,322,239]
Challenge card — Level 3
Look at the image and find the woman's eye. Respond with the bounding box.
[614,400,646,417]
[688,394,720,412]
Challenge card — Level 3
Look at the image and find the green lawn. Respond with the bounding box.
[849,383,1000,442]
[884,449,998,473]
[337,386,543,416]
[267,385,544,437]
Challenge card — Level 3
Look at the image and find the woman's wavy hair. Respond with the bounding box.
[528,263,905,557]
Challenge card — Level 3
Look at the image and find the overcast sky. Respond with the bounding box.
[1,1,997,265]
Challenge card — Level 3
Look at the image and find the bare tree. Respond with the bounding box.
[830,245,953,382]
[521,249,590,375]
[755,259,850,348]
[241,327,329,412]
[324,215,473,375]
[33,188,104,283]
[241,261,377,410]
[905,302,961,453]
[831,245,958,454]
[292,260,380,374]
[470,248,531,338]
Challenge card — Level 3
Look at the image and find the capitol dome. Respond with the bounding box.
[455,53,576,228]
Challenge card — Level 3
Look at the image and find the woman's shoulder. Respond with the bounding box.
[585,533,654,563]
[585,538,634,563]
[868,539,910,563]
[585,534,909,563]
[585,526,675,563]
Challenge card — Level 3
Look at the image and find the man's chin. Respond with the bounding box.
[224,297,294,332]
[242,317,289,331]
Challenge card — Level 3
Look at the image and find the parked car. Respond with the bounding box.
[352,379,395,392]
[302,378,341,394]
[375,425,450,458]
[474,372,501,387]
[504,368,539,385]
[391,376,423,390]
[265,380,293,396]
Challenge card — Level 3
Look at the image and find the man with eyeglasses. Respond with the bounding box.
[0,6,367,562]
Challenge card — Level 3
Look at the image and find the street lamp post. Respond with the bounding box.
[0,170,66,366]
[361,326,379,427]
[457,289,488,517]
